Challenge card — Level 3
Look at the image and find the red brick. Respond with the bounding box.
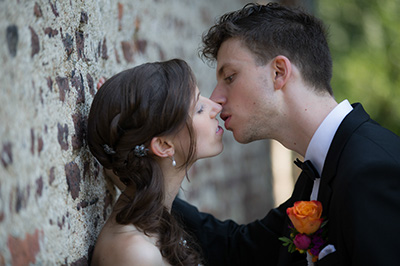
[7,229,41,266]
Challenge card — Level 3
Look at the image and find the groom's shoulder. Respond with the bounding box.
[335,115,400,171]
[354,119,400,151]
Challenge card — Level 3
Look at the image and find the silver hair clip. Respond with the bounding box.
[103,144,116,155]
[134,144,148,157]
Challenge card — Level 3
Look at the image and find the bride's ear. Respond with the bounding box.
[150,137,174,158]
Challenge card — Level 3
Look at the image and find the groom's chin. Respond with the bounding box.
[232,133,253,144]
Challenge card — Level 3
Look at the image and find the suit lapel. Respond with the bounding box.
[318,103,370,217]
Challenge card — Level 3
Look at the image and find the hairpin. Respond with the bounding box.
[133,144,148,157]
[103,144,116,155]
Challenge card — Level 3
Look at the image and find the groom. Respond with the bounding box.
[172,3,400,266]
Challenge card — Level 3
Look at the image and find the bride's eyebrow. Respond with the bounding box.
[191,92,201,111]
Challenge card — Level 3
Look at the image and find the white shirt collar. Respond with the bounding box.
[305,100,353,176]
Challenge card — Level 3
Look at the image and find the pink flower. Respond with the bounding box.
[293,233,311,250]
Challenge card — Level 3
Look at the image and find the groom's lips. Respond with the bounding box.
[220,113,231,129]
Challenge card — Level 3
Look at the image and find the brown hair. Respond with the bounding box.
[201,2,333,95]
[87,59,201,265]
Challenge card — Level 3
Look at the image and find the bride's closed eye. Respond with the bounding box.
[196,103,204,114]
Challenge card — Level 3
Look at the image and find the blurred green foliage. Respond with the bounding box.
[316,0,400,135]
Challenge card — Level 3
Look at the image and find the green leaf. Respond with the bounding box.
[279,237,292,244]
[317,0,400,136]
[289,244,297,253]
[320,220,328,228]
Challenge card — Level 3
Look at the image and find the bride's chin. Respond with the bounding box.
[210,146,224,158]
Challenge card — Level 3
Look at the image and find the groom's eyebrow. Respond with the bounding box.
[217,63,232,79]
[217,64,226,78]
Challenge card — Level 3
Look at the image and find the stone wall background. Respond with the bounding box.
[0,0,276,264]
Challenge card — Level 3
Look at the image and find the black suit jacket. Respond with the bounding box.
[172,103,400,266]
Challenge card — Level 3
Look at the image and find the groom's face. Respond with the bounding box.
[210,38,279,144]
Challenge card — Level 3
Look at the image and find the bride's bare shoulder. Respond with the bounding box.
[91,223,163,266]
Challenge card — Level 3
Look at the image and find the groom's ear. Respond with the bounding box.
[150,137,174,158]
[272,55,292,91]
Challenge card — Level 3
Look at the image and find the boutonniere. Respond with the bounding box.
[279,201,328,263]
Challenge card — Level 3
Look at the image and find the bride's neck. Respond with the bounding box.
[120,167,187,213]
[163,170,187,212]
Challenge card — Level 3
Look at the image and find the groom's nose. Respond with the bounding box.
[210,84,226,106]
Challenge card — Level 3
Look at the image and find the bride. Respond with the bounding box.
[87,59,224,265]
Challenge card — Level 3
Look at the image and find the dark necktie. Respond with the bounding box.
[286,159,320,203]
[294,158,320,181]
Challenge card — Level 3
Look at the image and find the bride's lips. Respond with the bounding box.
[216,125,224,135]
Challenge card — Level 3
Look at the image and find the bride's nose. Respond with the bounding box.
[209,99,222,118]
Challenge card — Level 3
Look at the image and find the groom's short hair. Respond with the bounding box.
[201,2,333,95]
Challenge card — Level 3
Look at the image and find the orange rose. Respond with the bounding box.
[287,201,323,235]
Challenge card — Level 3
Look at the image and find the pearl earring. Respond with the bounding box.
[172,156,176,167]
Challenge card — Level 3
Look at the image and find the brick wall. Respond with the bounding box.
[0,0,275,264]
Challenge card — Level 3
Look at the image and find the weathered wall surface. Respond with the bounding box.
[0,0,273,264]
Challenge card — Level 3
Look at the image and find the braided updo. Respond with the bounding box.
[87,59,201,265]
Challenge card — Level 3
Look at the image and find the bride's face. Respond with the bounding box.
[174,87,224,162]
[191,87,224,160]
